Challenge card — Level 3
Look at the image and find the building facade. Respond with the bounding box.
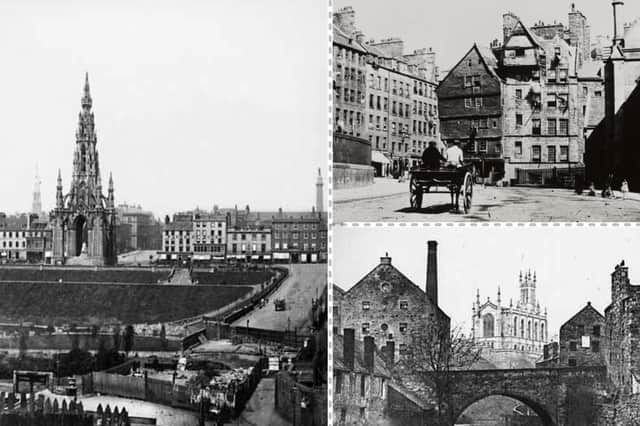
[192,210,227,260]
[271,210,327,263]
[338,241,450,362]
[473,270,549,366]
[333,7,440,178]
[605,261,640,394]
[439,6,597,185]
[558,302,606,367]
[585,1,640,191]
[115,204,162,252]
[50,74,116,266]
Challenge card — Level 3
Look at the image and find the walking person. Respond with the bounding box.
[621,179,629,200]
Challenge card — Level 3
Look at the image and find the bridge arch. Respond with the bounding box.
[453,391,557,426]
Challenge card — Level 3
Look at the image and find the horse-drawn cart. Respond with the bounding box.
[409,165,474,213]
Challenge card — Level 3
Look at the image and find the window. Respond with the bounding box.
[548,146,556,163]
[464,97,472,108]
[577,324,585,335]
[475,97,483,108]
[559,119,568,135]
[570,341,577,351]
[335,372,343,393]
[516,114,523,127]
[568,358,577,367]
[473,75,481,87]
[360,375,365,397]
[547,93,557,108]
[516,89,522,99]
[399,323,408,333]
[399,344,408,355]
[595,91,602,97]
[479,140,487,152]
[532,145,541,162]
[515,48,525,57]
[547,70,557,82]
[592,340,600,353]
[381,323,388,332]
[362,323,370,335]
[399,301,408,310]
[559,69,568,83]
[547,119,557,136]
[560,145,569,161]
[593,325,601,337]
[515,141,523,157]
[532,119,541,135]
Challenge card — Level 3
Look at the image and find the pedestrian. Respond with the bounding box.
[621,179,629,200]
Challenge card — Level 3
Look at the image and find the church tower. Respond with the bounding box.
[50,73,116,266]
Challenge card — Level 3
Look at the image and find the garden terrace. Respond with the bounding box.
[0,266,171,284]
[0,282,254,325]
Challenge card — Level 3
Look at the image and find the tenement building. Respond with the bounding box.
[50,74,117,266]
[473,270,548,367]
[585,0,640,191]
[0,214,51,263]
[338,241,450,362]
[333,6,440,178]
[115,204,162,252]
[439,5,597,185]
[605,261,640,394]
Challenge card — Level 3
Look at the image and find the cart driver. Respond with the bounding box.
[446,140,464,167]
[421,141,446,170]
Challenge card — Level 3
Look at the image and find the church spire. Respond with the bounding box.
[82,72,92,110]
[107,172,115,209]
[56,169,64,209]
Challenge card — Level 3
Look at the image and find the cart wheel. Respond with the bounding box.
[409,177,423,209]
[462,172,473,213]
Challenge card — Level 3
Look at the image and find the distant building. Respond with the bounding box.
[192,209,227,261]
[0,214,51,263]
[558,302,606,367]
[538,341,560,367]
[50,74,116,266]
[473,270,549,366]
[159,214,193,263]
[271,209,327,263]
[115,204,162,252]
[338,241,450,362]
[226,206,270,261]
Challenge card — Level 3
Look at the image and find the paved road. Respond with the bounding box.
[238,377,290,426]
[232,264,326,332]
[335,185,640,222]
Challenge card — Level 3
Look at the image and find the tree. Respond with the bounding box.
[18,330,28,359]
[123,325,135,356]
[160,324,168,351]
[395,320,481,425]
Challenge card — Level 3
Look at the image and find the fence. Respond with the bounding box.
[0,391,130,426]
[181,320,310,349]
[274,372,327,426]
[514,166,585,187]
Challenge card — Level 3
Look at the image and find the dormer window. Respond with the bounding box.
[515,48,525,57]
[362,301,371,311]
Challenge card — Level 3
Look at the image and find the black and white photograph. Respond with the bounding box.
[333,0,640,222]
[333,224,640,425]
[0,1,327,425]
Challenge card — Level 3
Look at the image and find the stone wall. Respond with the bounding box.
[275,372,327,426]
[333,134,371,166]
[333,163,374,189]
[559,302,606,367]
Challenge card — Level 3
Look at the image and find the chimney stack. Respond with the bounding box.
[380,252,392,265]
[364,336,375,373]
[426,241,438,305]
[385,341,395,366]
[612,0,625,47]
[344,328,355,371]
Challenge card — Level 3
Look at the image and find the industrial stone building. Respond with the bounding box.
[473,270,549,367]
[333,6,440,179]
[337,241,450,363]
[438,5,600,186]
[557,302,606,367]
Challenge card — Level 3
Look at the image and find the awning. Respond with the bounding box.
[372,150,390,164]
[44,251,53,257]
[158,254,167,260]
[273,253,290,260]
[193,255,211,260]
[171,254,178,260]
[251,255,260,260]
[212,256,225,260]
[262,255,272,260]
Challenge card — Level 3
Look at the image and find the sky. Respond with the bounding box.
[0,0,327,218]
[333,225,640,339]
[335,0,640,72]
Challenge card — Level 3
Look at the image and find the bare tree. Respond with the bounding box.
[395,320,481,424]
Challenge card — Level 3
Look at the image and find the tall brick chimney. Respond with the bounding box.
[364,336,375,373]
[384,341,395,367]
[344,328,355,371]
[426,241,438,305]
[612,0,625,47]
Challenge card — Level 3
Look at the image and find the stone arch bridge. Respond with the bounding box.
[442,366,612,426]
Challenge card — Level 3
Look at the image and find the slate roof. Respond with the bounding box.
[333,333,391,377]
